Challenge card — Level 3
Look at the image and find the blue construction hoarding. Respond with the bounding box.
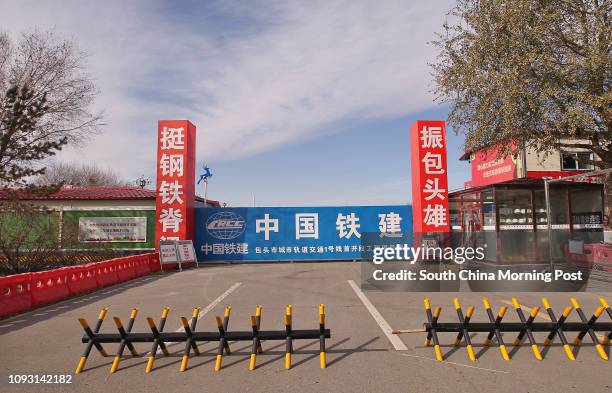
[194,205,412,261]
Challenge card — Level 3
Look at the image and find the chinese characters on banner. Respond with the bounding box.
[194,206,412,261]
[410,120,450,232]
[155,120,196,248]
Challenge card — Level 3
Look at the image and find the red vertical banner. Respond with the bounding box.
[410,120,450,233]
[155,120,196,249]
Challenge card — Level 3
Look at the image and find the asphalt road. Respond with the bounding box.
[0,262,610,393]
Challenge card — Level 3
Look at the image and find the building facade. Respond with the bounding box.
[0,186,220,251]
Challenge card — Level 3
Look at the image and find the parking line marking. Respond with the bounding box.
[196,282,242,321]
[172,282,242,332]
[150,282,243,355]
[348,280,408,351]
[398,353,509,374]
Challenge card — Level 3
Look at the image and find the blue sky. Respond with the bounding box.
[1,0,469,206]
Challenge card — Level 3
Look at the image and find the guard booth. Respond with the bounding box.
[449,178,607,270]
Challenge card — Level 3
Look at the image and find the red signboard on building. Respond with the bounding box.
[410,120,450,232]
[155,120,196,249]
[470,145,518,187]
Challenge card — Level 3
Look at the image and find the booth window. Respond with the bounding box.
[561,151,593,170]
[496,189,532,226]
[481,189,496,228]
[534,189,569,225]
[570,188,603,226]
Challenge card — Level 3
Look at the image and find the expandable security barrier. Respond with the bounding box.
[75,304,330,374]
[393,297,611,362]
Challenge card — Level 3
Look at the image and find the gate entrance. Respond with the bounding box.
[153,120,450,261]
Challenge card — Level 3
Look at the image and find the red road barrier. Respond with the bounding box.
[0,273,32,318]
[1,252,157,318]
[94,260,119,288]
[31,268,70,307]
[132,255,151,276]
[149,252,161,272]
[585,244,612,272]
[67,265,98,295]
[115,258,136,282]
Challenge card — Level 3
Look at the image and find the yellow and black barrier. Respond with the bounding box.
[76,304,330,374]
[393,297,611,362]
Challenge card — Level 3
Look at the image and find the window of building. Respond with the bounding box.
[561,151,593,170]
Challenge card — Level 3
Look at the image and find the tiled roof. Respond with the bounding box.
[0,186,157,200]
[0,186,220,206]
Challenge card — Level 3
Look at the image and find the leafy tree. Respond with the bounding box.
[432,0,610,166]
[432,0,611,231]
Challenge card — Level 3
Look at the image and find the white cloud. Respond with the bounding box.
[0,0,454,179]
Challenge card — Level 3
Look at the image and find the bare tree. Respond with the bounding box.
[0,198,121,275]
[0,200,58,274]
[35,161,128,188]
[0,30,103,186]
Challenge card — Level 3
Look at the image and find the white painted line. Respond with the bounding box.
[347,280,408,351]
[149,282,243,356]
[195,282,242,321]
[398,353,509,374]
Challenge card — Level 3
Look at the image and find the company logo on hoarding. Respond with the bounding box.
[206,211,246,239]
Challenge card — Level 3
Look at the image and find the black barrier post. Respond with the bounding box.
[482,297,509,361]
[222,306,232,354]
[423,298,443,361]
[214,306,232,371]
[542,298,575,360]
[396,297,612,362]
[511,298,542,360]
[255,305,263,353]
[75,308,109,374]
[601,298,611,345]
[249,315,260,370]
[179,307,201,372]
[285,305,293,369]
[453,298,476,362]
[571,298,608,361]
[146,307,170,373]
[110,308,139,374]
[77,305,331,373]
[319,304,326,368]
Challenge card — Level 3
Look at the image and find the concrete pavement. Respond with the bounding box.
[0,262,610,393]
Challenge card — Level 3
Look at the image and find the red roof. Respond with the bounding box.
[0,186,156,200]
[0,186,220,206]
